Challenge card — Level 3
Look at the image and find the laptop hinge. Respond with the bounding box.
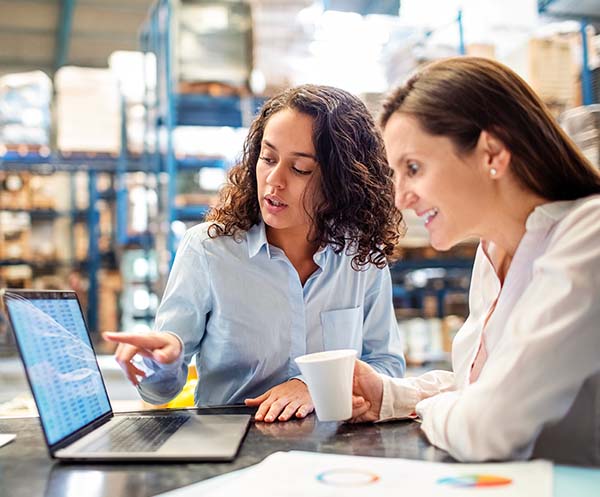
[50,411,114,454]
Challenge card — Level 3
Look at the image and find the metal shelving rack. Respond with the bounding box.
[538,0,600,105]
[390,257,474,318]
[137,0,473,319]
[139,0,263,271]
[114,91,159,329]
[0,149,122,333]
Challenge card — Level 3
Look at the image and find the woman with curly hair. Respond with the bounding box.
[104,84,406,422]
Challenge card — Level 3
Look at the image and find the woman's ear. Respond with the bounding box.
[479,130,511,179]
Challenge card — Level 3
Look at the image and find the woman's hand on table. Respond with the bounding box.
[245,379,314,422]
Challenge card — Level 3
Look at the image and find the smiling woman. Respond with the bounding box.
[349,57,600,467]
[104,84,406,424]
[382,112,503,251]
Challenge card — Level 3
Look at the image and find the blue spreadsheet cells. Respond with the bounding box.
[7,298,111,445]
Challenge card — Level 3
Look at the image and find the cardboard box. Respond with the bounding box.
[466,43,496,60]
[0,232,31,260]
[0,264,32,288]
[73,223,88,262]
[529,37,575,104]
[505,35,581,115]
[0,211,31,260]
[173,0,253,87]
[55,67,121,153]
[98,269,122,334]
[29,175,57,210]
[0,172,31,210]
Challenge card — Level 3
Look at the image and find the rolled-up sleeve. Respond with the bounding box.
[137,229,212,405]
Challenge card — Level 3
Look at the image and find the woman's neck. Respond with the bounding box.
[484,184,548,259]
[266,225,320,284]
[482,241,513,285]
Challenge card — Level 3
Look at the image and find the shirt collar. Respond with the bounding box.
[312,244,331,268]
[247,221,271,259]
[246,220,334,265]
[481,197,593,281]
[525,197,591,232]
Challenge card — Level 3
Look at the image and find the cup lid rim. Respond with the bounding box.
[294,349,357,364]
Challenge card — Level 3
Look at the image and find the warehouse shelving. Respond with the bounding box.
[538,0,600,105]
[113,93,160,330]
[390,256,473,318]
[136,0,474,320]
[139,0,264,271]
[0,148,124,333]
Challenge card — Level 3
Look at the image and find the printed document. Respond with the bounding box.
[155,450,552,497]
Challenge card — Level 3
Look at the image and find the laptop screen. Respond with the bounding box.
[4,291,111,446]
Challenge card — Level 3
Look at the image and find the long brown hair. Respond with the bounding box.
[206,84,404,269]
[380,56,600,200]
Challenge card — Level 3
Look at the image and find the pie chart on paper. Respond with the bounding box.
[437,474,513,488]
[316,468,380,487]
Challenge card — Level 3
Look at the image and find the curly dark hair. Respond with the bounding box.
[206,84,404,269]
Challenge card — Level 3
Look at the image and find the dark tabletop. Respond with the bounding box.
[0,407,453,497]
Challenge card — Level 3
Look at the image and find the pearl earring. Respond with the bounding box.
[490,168,497,177]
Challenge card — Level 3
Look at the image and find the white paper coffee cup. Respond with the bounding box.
[295,349,357,422]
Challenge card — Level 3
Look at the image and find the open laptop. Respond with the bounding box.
[1,289,251,462]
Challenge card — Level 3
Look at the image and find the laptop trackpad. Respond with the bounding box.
[158,414,250,458]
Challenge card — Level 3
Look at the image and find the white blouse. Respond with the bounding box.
[379,195,600,464]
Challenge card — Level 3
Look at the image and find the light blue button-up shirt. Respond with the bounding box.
[138,221,405,406]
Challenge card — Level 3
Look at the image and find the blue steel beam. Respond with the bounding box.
[581,19,594,105]
[54,0,76,71]
[537,0,554,13]
[158,0,178,267]
[116,95,129,245]
[538,0,600,20]
[457,9,465,55]
[87,169,99,333]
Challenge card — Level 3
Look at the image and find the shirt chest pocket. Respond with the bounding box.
[320,307,363,354]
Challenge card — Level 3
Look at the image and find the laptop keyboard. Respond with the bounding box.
[84,416,189,453]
